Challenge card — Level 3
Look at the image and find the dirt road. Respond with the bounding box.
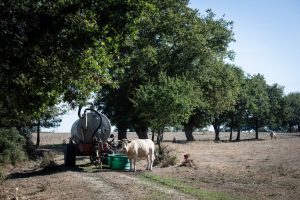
[1,159,197,200]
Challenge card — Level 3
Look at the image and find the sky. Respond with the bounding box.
[189,0,300,94]
[49,0,300,133]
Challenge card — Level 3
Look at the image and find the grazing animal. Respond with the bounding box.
[122,139,155,172]
[270,131,277,140]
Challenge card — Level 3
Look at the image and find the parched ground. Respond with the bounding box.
[1,131,300,200]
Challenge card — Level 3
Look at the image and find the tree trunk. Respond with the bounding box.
[229,126,233,142]
[213,118,220,141]
[184,123,195,141]
[36,120,40,147]
[117,123,127,140]
[151,130,155,141]
[236,127,241,141]
[135,125,148,139]
[288,124,292,133]
[255,119,259,139]
[157,129,164,154]
[229,116,234,142]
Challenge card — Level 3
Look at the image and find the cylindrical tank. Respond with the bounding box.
[71,109,111,143]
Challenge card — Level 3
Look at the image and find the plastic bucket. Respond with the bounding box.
[108,154,130,170]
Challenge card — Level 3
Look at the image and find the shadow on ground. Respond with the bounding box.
[164,138,266,144]
[5,162,117,180]
[38,144,65,152]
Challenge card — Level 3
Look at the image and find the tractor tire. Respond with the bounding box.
[64,143,76,166]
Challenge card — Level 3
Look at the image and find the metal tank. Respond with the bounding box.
[64,103,113,166]
[70,106,111,143]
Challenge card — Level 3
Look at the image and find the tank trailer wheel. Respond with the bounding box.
[64,143,76,166]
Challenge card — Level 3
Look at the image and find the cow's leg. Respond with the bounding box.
[133,158,136,172]
[129,159,133,172]
[146,155,150,170]
[150,154,154,170]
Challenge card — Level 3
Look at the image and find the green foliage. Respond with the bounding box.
[132,73,201,133]
[245,74,271,133]
[283,92,300,130]
[218,66,248,131]
[0,0,145,128]
[0,128,27,165]
[200,62,241,116]
[95,1,235,136]
[266,84,285,130]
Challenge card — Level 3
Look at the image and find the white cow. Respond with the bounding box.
[122,139,155,172]
[270,131,277,140]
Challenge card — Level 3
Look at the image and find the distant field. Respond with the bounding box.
[32,130,276,145]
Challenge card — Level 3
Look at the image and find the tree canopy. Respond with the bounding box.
[1,0,299,143]
[95,1,236,139]
[0,0,145,128]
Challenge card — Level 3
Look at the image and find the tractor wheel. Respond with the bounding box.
[64,143,76,166]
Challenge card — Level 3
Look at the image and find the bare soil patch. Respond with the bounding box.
[1,131,299,200]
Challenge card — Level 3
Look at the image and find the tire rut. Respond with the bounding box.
[72,171,198,200]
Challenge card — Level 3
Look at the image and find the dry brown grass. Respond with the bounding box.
[2,131,300,200]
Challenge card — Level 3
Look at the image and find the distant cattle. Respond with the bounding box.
[270,131,277,140]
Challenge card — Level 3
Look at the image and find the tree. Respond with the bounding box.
[246,74,270,139]
[132,73,201,152]
[96,4,235,141]
[218,66,247,141]
[0,0,145,129]
[96,0,198,139]
[266,84,285,131]
[283,92,300,132]
[203,62,241,141]
[173,10,236,141]
[35,105,67,147]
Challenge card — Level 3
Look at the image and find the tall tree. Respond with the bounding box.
[203,62,241,141]
[218,66,247,141]
[266,84,285,131]
[96,0,198,139]
[96,3,235,140]
[132,73,201,152]
[246,74,270,139]
[283,92,300,132]
[176,10,236,141]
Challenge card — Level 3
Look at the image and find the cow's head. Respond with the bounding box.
[121,139,131,152]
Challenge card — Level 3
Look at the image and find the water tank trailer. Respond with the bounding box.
[64,103,114,166]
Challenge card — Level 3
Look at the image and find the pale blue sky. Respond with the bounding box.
[189,0,300,94]
[51,0,300,133]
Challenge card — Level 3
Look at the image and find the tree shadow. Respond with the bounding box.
[164,138,266,144]
[286,133,300,137]
[163,139,190,144]
[230,138,266,143]
[5,162,117,180]
[38,144,65,152]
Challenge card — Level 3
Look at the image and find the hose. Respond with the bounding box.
[83,108,102,140]
[78,102,95,118]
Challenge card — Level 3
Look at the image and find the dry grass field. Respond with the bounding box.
[1,131,299,200]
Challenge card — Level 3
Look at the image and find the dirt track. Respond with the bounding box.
[1,131,300,200]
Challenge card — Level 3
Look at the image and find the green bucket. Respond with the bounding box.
[108,154,130,170]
